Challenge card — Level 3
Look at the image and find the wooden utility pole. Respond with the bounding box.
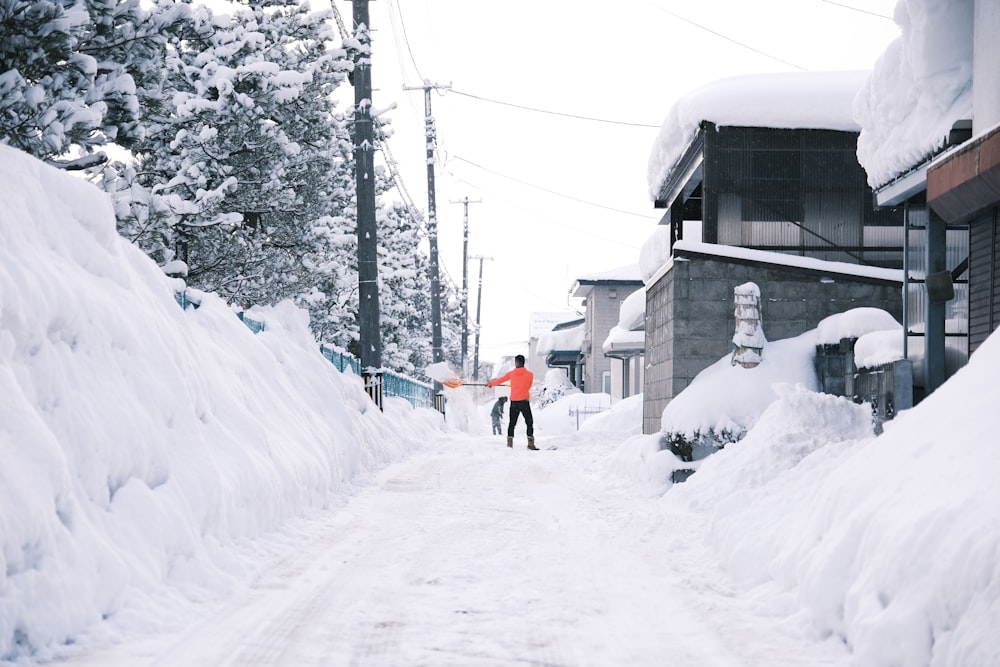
[471,254,493,381]
[404,80,450,398]
[351,0,382,408]
[450,196,482,374]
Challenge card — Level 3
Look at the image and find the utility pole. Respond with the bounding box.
[471,254,493,381]
[450,196,481,375]
[403,80,450,406]
[351,0,382,408]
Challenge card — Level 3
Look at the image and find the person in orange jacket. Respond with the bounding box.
[486,354,537,450]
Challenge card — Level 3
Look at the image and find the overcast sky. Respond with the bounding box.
[331,0,902,367]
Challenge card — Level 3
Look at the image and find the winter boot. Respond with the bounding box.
[527,436,538,451]
[507,436,514,448]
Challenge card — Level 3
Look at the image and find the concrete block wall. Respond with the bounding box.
[642,254,903,434]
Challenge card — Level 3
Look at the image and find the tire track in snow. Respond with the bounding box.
[57,430,849,666]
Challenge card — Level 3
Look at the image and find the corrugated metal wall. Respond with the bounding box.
[703,127,904,268]
[969,207,999,353]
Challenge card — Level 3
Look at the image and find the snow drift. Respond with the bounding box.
[0,145,440,660]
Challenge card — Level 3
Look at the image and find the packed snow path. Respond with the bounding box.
[59,431,847,667]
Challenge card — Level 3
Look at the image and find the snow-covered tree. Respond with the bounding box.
[0,0,190,164]
[112,2,354,309]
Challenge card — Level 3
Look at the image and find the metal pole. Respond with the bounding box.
[451,196,481,375]
[403,81,450,406]
[351,0,382,409]
[471,254,492,381]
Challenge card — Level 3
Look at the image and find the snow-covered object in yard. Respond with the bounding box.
[0,145,438,661]
[815,306,901,344]
[535,368,580,409]
[661,307,904,441]
[732,282,765,368]
[854,0,974,188]
[647,71,870,201]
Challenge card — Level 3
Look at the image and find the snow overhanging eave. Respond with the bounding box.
[653,127,705,209]
[873,140,969,207]
[874,162,931,207]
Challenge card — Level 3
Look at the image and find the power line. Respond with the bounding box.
[651,5,809,72]
[447,89,660,128]
[450,155,657,219]
[386,0,424,82]
[820,0,894,20]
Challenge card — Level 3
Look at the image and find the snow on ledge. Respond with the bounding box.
[666,240,904,284]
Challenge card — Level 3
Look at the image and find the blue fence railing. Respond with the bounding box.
[320,345,361,375]
[175,291,433,409]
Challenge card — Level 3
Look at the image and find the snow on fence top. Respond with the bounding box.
[646,70,869,201]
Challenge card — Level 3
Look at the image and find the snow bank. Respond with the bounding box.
[854,0,974,188]
[0,146,439,661]
[534,392,611,436]
[660,331,819,440]
[580,393,643,436]
[669,329,1000,665]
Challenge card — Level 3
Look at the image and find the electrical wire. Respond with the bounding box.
[450,155,658,220]
[387,0,424,83]
[651,5,809,72]
[447,89,660,128]
[820,0,894,20]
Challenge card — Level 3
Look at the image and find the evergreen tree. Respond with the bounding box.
[0,0,189,163]
[115,2,354,308]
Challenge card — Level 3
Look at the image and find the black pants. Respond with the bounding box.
[507,400,533,437]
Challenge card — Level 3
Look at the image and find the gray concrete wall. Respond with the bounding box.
[642,255,903,434]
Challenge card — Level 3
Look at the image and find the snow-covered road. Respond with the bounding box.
[56,431,848,666]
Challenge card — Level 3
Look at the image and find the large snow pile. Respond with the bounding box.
[854,0,974,188]
[0,146,440,660]
[666,329,1000,665]
[647,71,869,201]
[611,297,1000,663]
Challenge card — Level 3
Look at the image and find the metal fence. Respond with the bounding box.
[814,336,913,434]
[174,292,434,409]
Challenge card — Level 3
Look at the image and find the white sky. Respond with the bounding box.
[5,142,1000,665]
[343,0,903,363]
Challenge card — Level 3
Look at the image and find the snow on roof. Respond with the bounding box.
[574,264,643,283]
[572,264,644,299]
[529,311,581,338]
[647,240,904,287]
[854,0,973,190]
[572,264,643,298]
[647,71,870,201]
[602,325,645,355]
[536,324,584,356]
[618,287,645,331]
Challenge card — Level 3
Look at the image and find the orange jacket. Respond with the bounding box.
[487,366,534,401]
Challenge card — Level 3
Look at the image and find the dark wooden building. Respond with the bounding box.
[655,123,904,267]
[644,114,908,434]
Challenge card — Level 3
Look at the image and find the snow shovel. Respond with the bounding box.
[440,377,490,389]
